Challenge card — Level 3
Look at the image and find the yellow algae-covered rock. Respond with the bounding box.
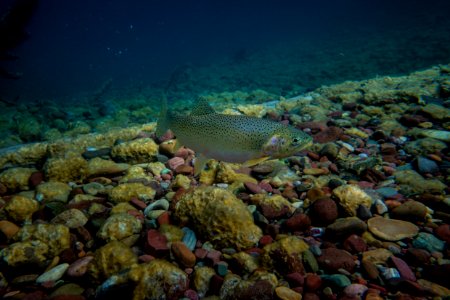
[128,259,188,300]
[0,239,49,267]
[367,216,419,241]
[215,162,257,184]
[146,161,166,176]
[0,223,71,266]
[199,160,219,185]
[394,169,446,194]
[362,248,393,265]
[220,270,278,300]
[0,167,36,191]
[159,224,184,243]
[275,286,302,300]
[232,251,259,274]
[44,154,88,182]
[110,202,137,214]
[261,236,309,274]
[344,127,369,139]
[175,186,262,250]
[237,104,266,118]
[119,166,152,183]
[87,157,129,177]
[97,213,142,243]
[109,182,155,203]
[0,142,47,169]
[51,208,88,229]
[193,266,216,298]
[249,194,295,219]
[36,182,72,203]
[421,103,450,120]
[172,174,191,190]
[332,184,373,216]
[4,195,39,222]
[88,240,138,280]
[111,138,158,164]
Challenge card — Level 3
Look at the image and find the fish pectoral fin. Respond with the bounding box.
[194,153,210,176]
[243,156,270,167]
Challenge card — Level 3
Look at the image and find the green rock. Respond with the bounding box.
[321,274,351,288]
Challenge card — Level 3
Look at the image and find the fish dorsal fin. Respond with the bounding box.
[190,97,216,116]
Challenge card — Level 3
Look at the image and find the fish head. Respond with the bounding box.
[261,126,312,158]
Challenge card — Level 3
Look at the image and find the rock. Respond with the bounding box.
[220,271,277,300]
[417,279,450,297]
[36,263,69,284]
[97,213,142,243]
[0,220,20,239]
[310,197,338,226]
[326,217,367,239]
[321,274,351,288]
[412,232,445,253]
[168,157,185,171]
[305,274,322,291]
[249,193,295,220]
[361,259,379,280]
[332,184,373,216]
[286,272,305,288]
[109,182,155,203]
[317,248,356,273]
[171,241,196,268]
[172,174,192,190]
[343,283,368,298]
[87,157,130,177]
[285,213,311,232]
[251,163,275,175]
[416,156,439,174]
[36,182,72,203]
[1,224,70,267]
[244,182,264,194]
[362,248,393,265]
[67,256,94,277]
[435,224,450,243]
[275,286,302,300]
[232,251,259,274]
[175,186,262,250]
[51,208,88,229]
[50,283,85,297]
[421,103,450,120]
[4,195,39,222]
[181,227,197,251]
[82,182,105,195]
[192,266,216,298]
[391,200,428,222]
[419,129,450,142]
[261,236,309,275]
[343,234,367,253]
[405,248,431,266]
[368,217,419,241]
[0,167,36,191]
[111,138,159,164]
[44,154,88,182]
[394,169,446,195]
[145,229,169,257]
[128,259,188,300]
[390,256,416,281]
[404,138,447,156]
[88,240,137,280]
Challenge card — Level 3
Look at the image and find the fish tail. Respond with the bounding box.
[155,95,171,137]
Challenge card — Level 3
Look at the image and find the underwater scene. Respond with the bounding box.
[0,0,450,299]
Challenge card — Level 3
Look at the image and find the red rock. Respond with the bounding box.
[313,126,343,143]
[244,182,264,194]
[205,249,222,265]
[343,234,367,254]
[303,292,321,300]
[67,256,94,277]
[129,197,146,210]
[310,197,338,226]
[146,229,169,257]
[138,254,155,263]
[282,186,298,200]
[435,224,450,243]
[285,213,311,232]
[405,248,430,266]
[172,241,196,268]
[22,290,47,300]
[390,256,416,282]
[168,157,185,171]
[29,171,44,188]
[157,211,170,225]
[259,235,273,247]
[317,248,356,273]
[260,203,291,220]
[258,181,273,193]
[184,289,199,300]
[286,272,305,287]
[175,164,194,175]
[194,248,208,260]
[305,274,322,291]
[209,274,224,295]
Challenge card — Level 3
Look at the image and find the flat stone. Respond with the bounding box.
[275,286,302,300]
[368,216,418,241]
[36,263,69,284]
[171,241,196,268]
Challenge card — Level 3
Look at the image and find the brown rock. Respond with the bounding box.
[368,217,419,241]
[29,171,44,188]
[145,229,169,257]
[310,197,338,226]
[171,241,196,268]
[244,182,264,194]
[317,248,356,273]
[275,286,302,300]
[305,274,322,291]
[343,234,367,254]
[0,220,20,240]
[67,256,94,277]
[361,259,379,280]
[285,213,311,232]
[175,164,194,175]
[391,200,428,222]
[435,224,450,244]
[405,248,431,266]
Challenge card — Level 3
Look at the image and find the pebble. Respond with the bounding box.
[146,229,169,257]
[36,263,69,284]
[343,283,369,298]
[310,197,338,226]
[326,217,367,239]
[412,232,445,253]
[167,157,185,171]
[182,227,197,251]
[391,200,428,222]
[367,216,418,241]
[275,286,302,300]
[244,181,264,194]
[416,156,440,174]
[0,220,20,239]
[171,241,196,268]
[305,274,322,291]
[321,274,351,288]
[51,208,88,229]
[317,248,356,273]
[343,234,367,253]
[67,256,94,277]
[285,213,311,231]
[390,256,416,281]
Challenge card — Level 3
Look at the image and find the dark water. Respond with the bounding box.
[1,0,450,104]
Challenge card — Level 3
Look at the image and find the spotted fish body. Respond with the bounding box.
[156,98,312,164]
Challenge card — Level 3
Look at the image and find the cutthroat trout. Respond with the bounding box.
[156,98,312,172]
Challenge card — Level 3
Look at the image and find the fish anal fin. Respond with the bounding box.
[190,97,216,116]
[243,156,270,167]
[194,153,210,176]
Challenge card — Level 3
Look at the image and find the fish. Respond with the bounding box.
[156,97,312,173]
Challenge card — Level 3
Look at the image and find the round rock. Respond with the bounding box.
[368,217,418,241]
